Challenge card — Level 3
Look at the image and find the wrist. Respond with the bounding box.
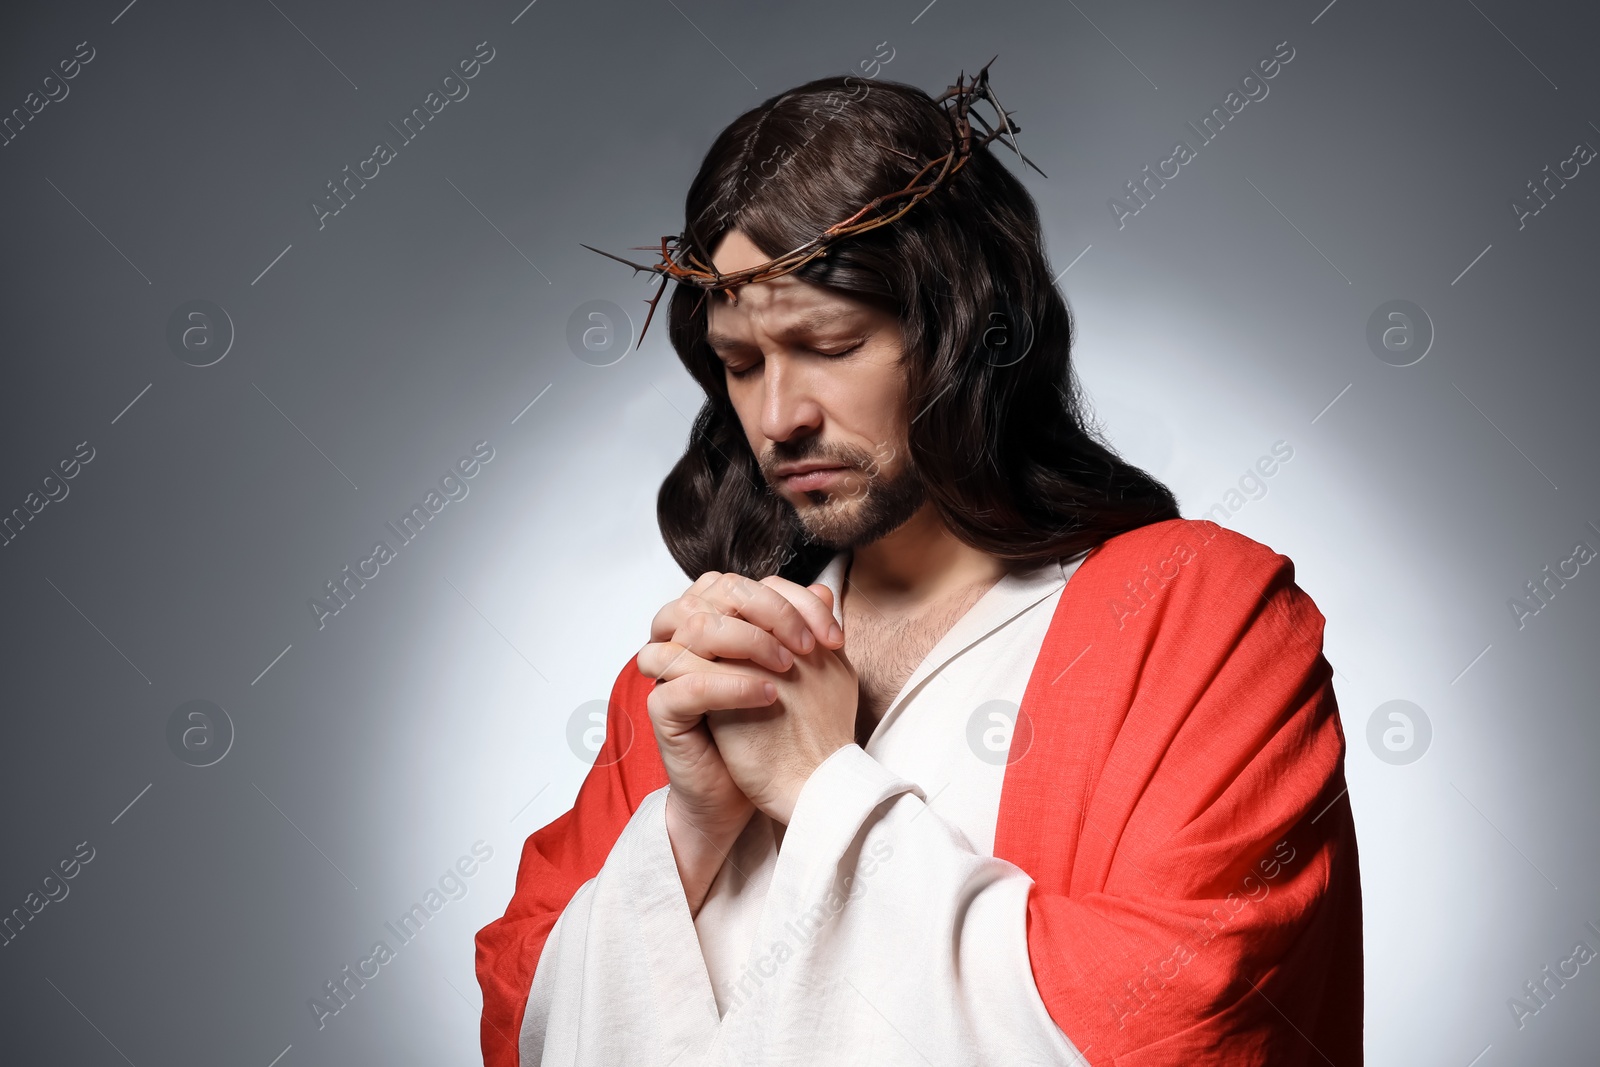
[664,792,753,916]
[768,741,856,827]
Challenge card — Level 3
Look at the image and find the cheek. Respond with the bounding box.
[866,355,910,425]
[823,361,903,436]
[725,385,767,449]
[857,408,909,473]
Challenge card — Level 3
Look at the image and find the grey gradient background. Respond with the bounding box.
[1,0,1597,1064]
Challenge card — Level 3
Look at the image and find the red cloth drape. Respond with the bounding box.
[474,517,1363,1065]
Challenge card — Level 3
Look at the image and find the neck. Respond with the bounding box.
[844,502,1008,615]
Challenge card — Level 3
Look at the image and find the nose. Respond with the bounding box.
[758,353,823,444]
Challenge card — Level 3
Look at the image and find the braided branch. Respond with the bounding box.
[579,55,1047,344]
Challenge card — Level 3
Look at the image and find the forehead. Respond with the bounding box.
[705,229,871,347]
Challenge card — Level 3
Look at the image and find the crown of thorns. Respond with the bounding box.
[580,55,1047,345]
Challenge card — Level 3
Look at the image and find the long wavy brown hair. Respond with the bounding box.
[656,72,1180,584]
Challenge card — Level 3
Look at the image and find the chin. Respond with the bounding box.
[778,466,926,551]
[782,493,851,539]
[793,496,904,550]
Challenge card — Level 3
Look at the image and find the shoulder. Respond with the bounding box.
[1069,518,1324,644]
[1082,517,1287,581]
[1039,522,1339,766]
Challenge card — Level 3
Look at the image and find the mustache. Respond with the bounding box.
[758,440,868,478]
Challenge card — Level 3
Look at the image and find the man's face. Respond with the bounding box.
[706,229,925,550]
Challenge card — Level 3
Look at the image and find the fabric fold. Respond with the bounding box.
[520,787,721,1066]
[704,743,1086,1066]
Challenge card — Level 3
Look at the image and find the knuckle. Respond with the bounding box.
[681,607,713,643]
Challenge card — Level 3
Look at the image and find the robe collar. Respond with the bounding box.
[811,548,1090,747]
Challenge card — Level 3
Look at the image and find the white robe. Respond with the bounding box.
[519,550,1092,1067]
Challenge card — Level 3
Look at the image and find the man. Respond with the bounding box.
[477,67,1361,1066]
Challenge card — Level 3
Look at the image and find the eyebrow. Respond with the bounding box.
[705,307,862,353]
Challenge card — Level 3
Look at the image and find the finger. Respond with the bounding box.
[652,571,840,652]
[700,573,823,656]
[700,573,842,651]
[803,584,845,646]
[760,575,844,648]
[672,611,796,673]
[646,670,777,726]
[636,639,717,683]
[652,590,751,649]
[649,572,726,643]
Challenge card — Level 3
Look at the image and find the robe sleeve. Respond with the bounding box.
[515,786,725,1067]
[1004,524,1364,1066]
[729,742,1088,1065]
[474,654,667,1067]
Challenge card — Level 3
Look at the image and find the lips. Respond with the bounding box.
[775,465,848,491]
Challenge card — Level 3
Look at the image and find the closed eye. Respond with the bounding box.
[815,341,866,359]
[724,341,866,380]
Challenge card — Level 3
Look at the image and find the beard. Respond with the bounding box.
[759,438,926,551]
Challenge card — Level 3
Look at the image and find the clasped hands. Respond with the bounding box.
[637,571,859,840]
